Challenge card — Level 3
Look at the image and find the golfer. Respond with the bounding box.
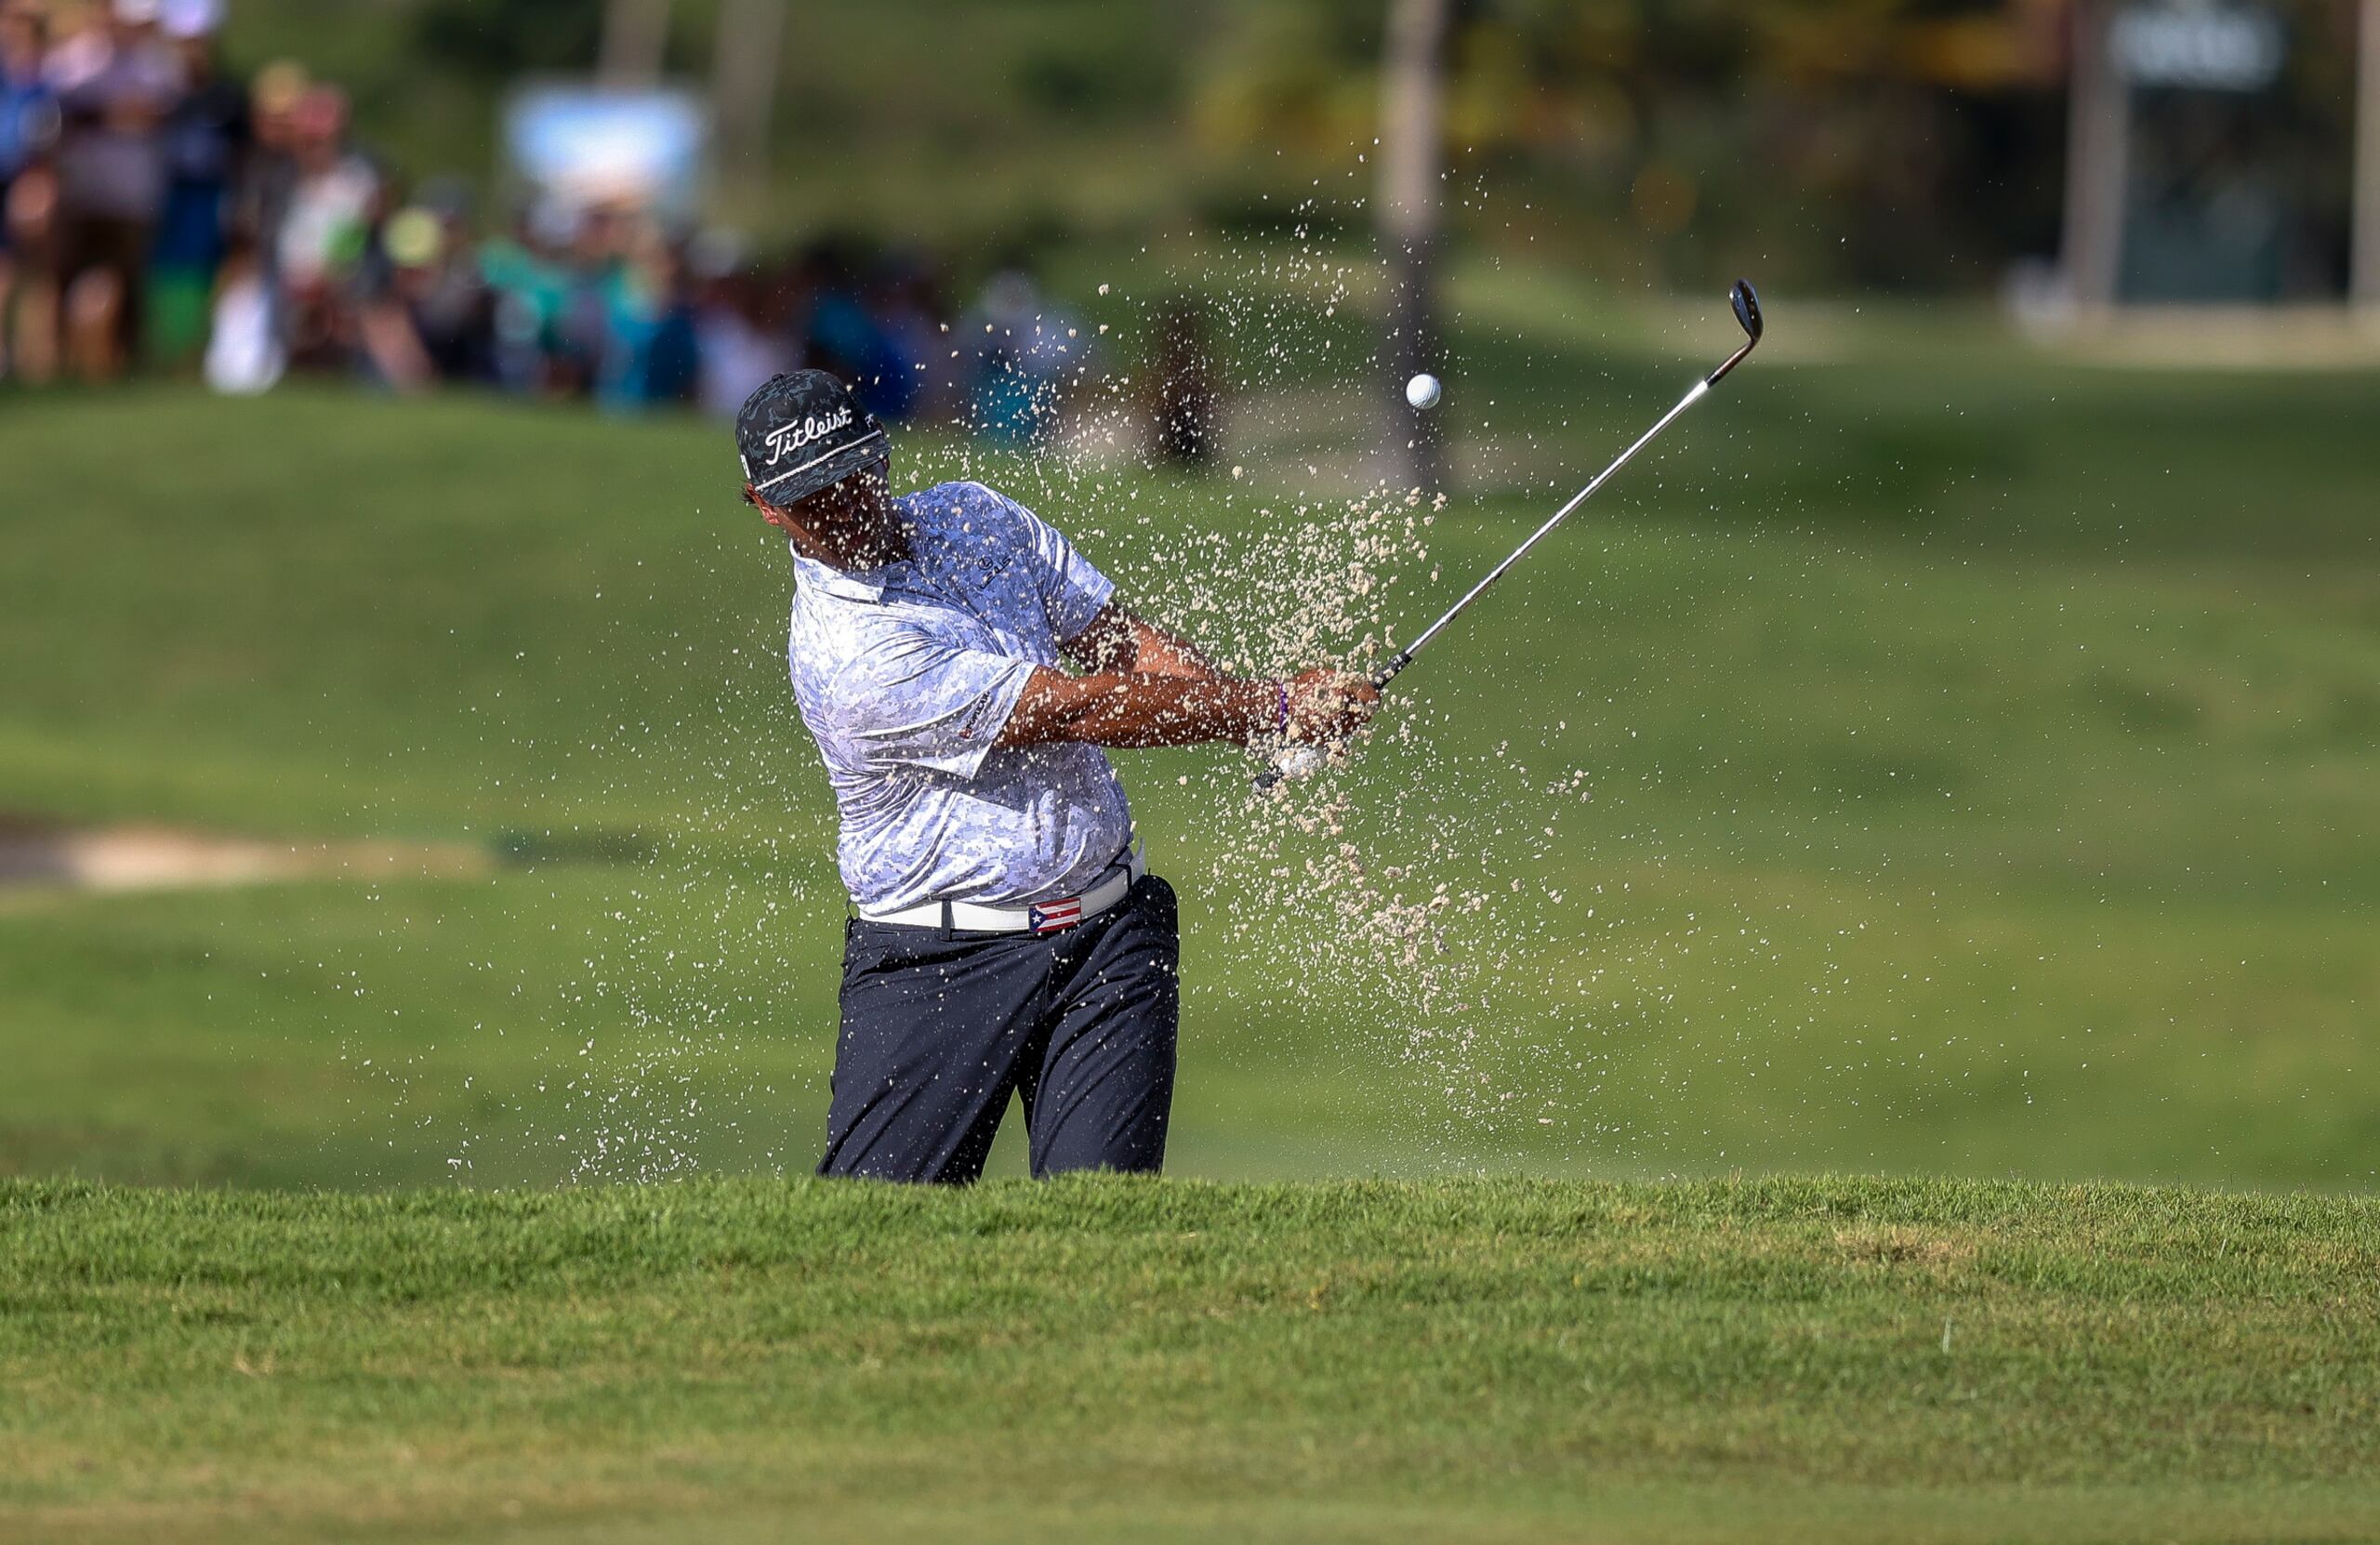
[738,371,1378,1184]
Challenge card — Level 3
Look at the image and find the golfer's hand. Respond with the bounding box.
[1285,669,1382,746]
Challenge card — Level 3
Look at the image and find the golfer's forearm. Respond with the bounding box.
[1064,603,1223,682]
[999,669,1274,749]
[1126,617,1223,681]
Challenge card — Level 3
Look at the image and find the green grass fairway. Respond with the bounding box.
[2,285,2378,1191]
[6,1175,2379,1544]
[4,315,2377,1540]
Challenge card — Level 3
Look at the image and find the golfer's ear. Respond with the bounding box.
[745,484,789,532]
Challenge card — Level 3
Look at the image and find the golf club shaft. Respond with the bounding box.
[1371,376,1712,690]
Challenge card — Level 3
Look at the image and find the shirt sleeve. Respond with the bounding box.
[826,627,1037,780]
[993,487,1115,643]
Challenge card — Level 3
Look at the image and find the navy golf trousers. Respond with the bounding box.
[817,874,1180,1184]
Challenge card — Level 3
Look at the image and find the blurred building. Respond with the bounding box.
[2056,0,2380,310]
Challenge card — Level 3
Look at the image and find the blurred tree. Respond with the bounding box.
[711,0,787,191]
[206,0,2356,298]
[2357,0,2380,302]
[2063,0,2127,309]
[1380,0,1450,493]
[601,0,672,86]
[411,0,609,81]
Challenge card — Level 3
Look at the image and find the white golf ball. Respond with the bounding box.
[1405,372,1442,410]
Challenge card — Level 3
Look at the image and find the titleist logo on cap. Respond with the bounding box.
[763,407,855,467]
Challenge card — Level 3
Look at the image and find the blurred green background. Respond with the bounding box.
[2,1,2376,1194]
[5,262,2376,1190]
[208,0,2368,292]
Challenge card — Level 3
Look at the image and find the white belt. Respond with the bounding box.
[856,844,1147,934]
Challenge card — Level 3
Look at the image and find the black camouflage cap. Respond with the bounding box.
[734,370,890,506]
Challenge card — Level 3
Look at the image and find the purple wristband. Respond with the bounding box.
[1274,680,1290,736]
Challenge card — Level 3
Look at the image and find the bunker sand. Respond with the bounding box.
[0,814,488,896]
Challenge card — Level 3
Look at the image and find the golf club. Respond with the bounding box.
[1260,280,1763,788]
[1371,278,1763,692]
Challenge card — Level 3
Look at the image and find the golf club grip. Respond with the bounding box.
[1371,653,1412,691]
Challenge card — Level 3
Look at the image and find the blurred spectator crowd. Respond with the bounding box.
[0,0,1087,428]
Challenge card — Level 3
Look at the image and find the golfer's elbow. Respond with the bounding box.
[998,669,1127,749]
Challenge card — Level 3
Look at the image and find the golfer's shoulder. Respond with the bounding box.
[908,479,1018,513]
[906,480,1047,547]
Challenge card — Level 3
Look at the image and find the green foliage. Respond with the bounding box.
[195,0,2178,287]
[410,0,608,82]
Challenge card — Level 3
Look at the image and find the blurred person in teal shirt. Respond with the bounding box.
[595,224,698,411]
[479,205,572,394]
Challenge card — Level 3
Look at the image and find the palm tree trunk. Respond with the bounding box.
[1378,0,1450,492]
[601,0,673,87]
[2354,0,2380,307]
[2060,0,2128,313]
[712,0,787,190]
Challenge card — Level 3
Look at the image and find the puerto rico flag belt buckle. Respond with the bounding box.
[1027,896,1085,934]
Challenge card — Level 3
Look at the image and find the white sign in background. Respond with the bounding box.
[2111,3,2285,92]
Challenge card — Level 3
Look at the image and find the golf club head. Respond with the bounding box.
[1730,279,1763,344]
[1706,278,1765,387]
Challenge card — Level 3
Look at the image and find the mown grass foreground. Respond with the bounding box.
[6,1175,2378,1543]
